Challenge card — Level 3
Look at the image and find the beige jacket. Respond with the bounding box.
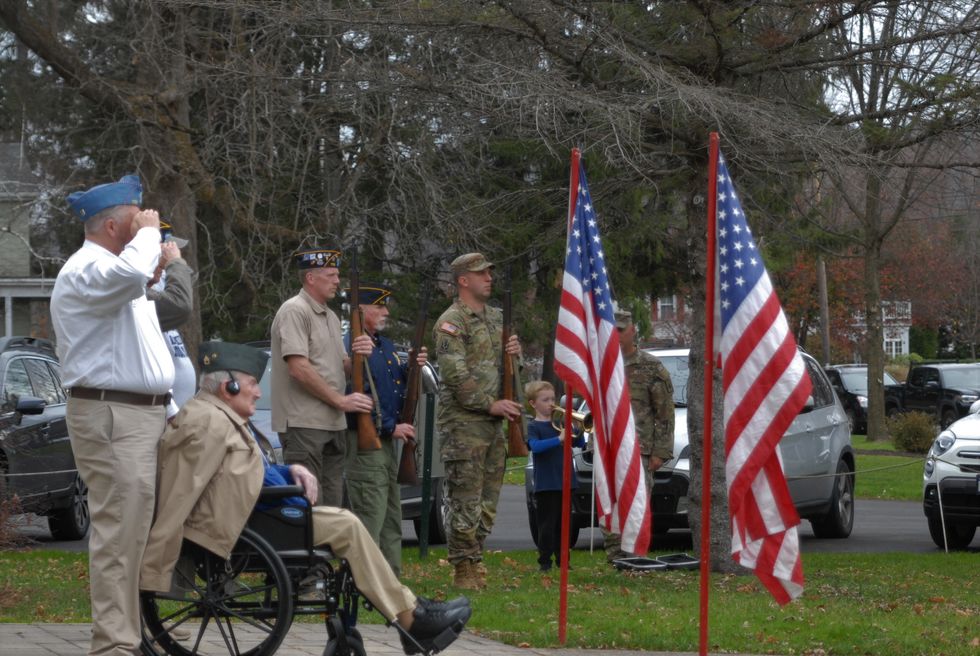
[140,392,264,593]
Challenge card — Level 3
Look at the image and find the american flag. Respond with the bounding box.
[715,151,809,604]
[554,155,650,554]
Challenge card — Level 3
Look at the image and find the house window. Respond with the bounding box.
[884,339,903,358]
[658,296,676,321]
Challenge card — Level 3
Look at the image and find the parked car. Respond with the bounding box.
[922,406,980,549]
[526,348,855,545]
[890,363,980,429]
[0,336,89,540]
[824,364,902,434]
[250,344,448,544]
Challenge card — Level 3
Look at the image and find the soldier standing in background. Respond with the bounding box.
[603,309,674,564]
[433,253,522,590]
[344,283,427,576]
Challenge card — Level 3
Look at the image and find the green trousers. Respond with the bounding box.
[345,431,403,576]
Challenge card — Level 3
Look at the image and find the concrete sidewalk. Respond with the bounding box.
[0,623,776,656]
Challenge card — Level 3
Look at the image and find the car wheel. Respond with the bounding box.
[48,474,90,541]
[927,513,977,550]
[810,459,854,539]
[844,408,857,435]
[940,408,957,430]
[412,478,448,545]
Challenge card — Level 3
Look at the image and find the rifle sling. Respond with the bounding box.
[363,350,383,434]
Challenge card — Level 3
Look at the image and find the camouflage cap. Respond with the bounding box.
[614,309,632,329]
[450,252,494,279]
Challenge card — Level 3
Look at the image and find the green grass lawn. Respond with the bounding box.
[3,548,978,655]
[851,434,926,501]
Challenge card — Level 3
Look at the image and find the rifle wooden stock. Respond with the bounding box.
[397,283,430,485]
[350,251,381,451]
[502,267,528,457]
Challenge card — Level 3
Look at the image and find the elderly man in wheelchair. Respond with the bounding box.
[139,342,470,656]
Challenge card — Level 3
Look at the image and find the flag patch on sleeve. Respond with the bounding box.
[439,321,460,336]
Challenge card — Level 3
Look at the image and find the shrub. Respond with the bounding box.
[887,411,936,454]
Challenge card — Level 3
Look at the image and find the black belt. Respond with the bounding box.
[69,386,171,406]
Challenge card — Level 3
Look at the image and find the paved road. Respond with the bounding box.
[11,485,969,553]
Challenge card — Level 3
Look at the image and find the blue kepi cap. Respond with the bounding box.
[66,174,143,221]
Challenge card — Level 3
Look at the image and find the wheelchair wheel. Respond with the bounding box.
[322,631,365,656]
[323,617,365,656]
[141,528,294,656]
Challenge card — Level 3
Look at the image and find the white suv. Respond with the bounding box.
[525,348,856,543]
[923,403,980,549]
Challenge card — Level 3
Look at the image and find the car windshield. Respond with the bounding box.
[647,351,689,406]
[942,366,980,390]
[839,368,898,394]
[256,360,273,411]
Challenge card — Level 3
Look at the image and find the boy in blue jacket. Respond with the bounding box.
[525,381,585,572]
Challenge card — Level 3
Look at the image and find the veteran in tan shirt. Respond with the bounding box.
[271,247,373,506]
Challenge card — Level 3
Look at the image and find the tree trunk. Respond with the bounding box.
[683,184,738,574]
[863,174,887,441]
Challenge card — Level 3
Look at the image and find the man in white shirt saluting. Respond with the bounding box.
[51,174,175,656]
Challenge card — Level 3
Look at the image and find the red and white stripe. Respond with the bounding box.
[720,265,809,604]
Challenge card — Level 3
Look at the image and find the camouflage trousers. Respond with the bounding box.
[440,421,506,565]
[345,432,403,577]
[602,455,654,560]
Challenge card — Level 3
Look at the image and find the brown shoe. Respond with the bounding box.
[453,561,483,590]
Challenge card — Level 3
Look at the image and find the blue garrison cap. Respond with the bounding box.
[66,174,142,221]
[294,248,342,269]
[343,283,393,306]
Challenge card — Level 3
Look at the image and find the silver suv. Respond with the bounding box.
[525,348,856,543]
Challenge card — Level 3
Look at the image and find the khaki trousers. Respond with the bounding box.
[311,506,415,620]
[67,397,165,656]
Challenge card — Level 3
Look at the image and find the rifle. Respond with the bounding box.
[349,249,381,451]
[501,265,528,457]
[396,281,431,485]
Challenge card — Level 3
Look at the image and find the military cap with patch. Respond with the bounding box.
[159,221,189,248]
[614,309,633,329]
[294,247,342,269]
[450,252,494,278]
[344,282,393,306]
[198,341,269,382]
[66,174,143,221]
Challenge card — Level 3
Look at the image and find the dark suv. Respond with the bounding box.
[0,336,89,540]
[824,364,902,434]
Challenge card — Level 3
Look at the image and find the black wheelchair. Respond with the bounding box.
[140,486,448,656]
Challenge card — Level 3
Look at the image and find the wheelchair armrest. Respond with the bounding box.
[258,485,305,502]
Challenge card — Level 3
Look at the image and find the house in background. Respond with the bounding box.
[648,293,693,348]
[648,292,912,361]
[0,142,54,339]
[849,300,912,360]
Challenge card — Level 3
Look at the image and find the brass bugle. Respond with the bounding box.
[550,407,594,433]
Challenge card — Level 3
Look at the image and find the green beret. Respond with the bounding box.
[198,341,269,382]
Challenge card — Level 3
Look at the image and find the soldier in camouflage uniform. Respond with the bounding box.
[603,309,674,563]
[433,253,523,590]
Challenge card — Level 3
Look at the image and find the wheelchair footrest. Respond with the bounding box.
[429,621,466,653]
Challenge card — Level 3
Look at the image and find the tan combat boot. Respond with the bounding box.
[453,561,482,590]
[473,561,488,588]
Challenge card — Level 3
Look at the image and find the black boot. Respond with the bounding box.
[400,601,472,655]
[415,595,470,611]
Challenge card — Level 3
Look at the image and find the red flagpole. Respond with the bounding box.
[699,132,720,656]
[558,148,581,645]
